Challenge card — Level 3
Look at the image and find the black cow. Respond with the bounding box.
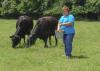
[10,15,33,48]
[26,16,58,47]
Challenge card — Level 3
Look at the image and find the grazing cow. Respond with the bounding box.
[10,15,33,48]
[26,16,58,47]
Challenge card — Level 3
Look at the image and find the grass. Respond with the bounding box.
[0,19,100,71]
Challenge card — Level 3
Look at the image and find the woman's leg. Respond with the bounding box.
[63,34,75,57]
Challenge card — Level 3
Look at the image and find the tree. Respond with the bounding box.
[0,0,99,20]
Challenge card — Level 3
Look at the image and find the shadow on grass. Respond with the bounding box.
[70,55,88,59]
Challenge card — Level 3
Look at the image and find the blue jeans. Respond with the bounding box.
[63,33,75,56]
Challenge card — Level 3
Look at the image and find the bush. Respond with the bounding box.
[0,0,100,20]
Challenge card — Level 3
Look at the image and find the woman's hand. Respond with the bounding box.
[57,29,64,32]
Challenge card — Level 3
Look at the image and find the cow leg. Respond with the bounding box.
[23,36,26,47]
[24,37,25,44]
[49,36,52,46]
[43,38,48,48]
[54,33,58,46]
[26,35,32,48]
[18,39,22,48]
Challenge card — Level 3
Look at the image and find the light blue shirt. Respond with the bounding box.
[59,14,75,34]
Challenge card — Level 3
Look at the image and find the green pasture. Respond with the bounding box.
[0,19,100,71]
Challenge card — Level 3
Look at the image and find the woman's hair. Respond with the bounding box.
[62,6,70,12]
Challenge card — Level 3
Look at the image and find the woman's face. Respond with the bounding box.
[63,9,69,16]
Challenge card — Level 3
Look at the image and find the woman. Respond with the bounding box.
[57,6,75,58]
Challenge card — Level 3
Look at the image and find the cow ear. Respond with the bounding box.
[9,35,14,38]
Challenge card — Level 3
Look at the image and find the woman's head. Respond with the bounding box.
[62,6,70,16]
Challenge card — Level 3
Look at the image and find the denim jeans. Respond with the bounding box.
[63,33,75,56]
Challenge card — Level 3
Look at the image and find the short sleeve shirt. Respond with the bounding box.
[59,14,75,34]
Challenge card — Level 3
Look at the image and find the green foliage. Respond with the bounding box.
[0,0,99,19]
[71,0,100,15]
[84,0,100,13]
[43,0,63,16]
[1,0,17,15]
[43,5,62,16]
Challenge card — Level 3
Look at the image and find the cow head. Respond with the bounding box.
[10,35,21,48]
[26,34,37,47]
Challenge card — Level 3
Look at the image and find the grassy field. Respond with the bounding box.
[0,19,100,71]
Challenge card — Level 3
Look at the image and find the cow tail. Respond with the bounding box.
[54,31,58,46]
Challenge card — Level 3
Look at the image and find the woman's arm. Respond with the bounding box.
[61,22,73,26]
[57,22,64,32]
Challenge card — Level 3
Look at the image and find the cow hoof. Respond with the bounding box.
[12,47,17,49]
[44,45,49,48]
[25,44,31,48]
[25,45,30,48]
